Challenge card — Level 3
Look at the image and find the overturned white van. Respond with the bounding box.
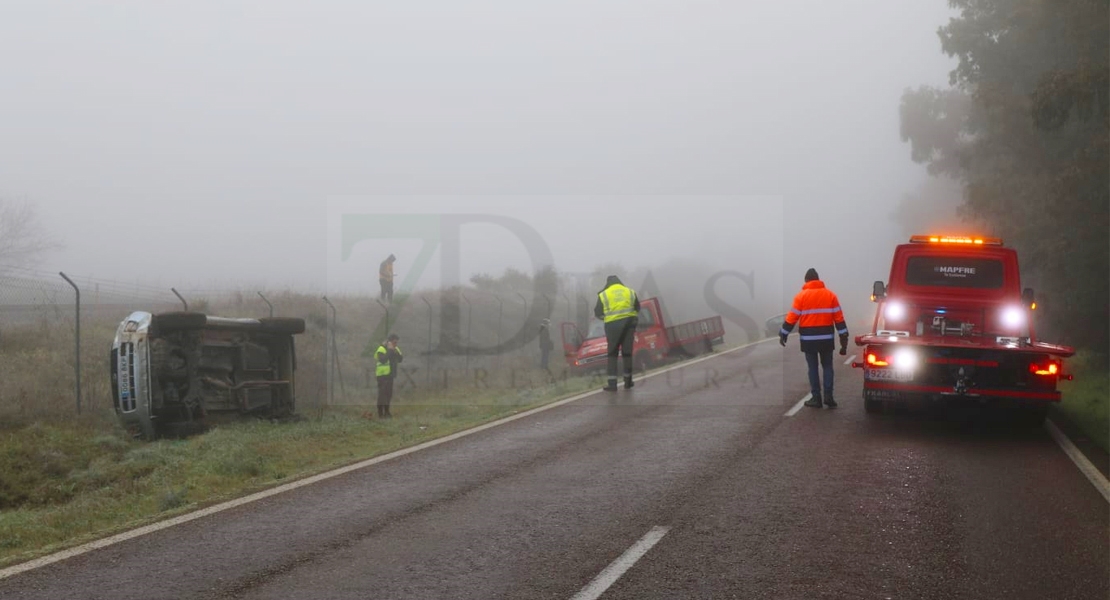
[110,311,305,439]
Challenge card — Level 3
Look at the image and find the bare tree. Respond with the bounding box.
[0,197,61,273]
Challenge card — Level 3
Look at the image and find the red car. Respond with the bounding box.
[560,296,725,373]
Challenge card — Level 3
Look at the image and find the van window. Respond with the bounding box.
[904,256,1005,289]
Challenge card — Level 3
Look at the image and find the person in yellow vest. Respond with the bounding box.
[375,333,403,418]
[594,275,640,391]
[379,254,396,303]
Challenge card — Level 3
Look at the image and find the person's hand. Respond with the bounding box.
[779,333,788,347]
[839,346,847,356]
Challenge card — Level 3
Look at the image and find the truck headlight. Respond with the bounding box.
[884,301,906,321]
[1002,306,1024,328]
[893,348,917,369]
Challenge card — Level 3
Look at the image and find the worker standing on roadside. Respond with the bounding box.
[594,275,640,391]
[375,333,403,418]
[379,254,396,304]
[780,268,848,408]
[538,318,554,371]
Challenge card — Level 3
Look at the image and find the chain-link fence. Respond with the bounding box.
[0,270,598,421]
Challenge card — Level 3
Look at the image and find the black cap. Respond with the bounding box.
[605,275,622,286]
[804,268,819,282]
[388,333,400,341]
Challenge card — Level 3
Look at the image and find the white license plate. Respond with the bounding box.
[867,368,914,382]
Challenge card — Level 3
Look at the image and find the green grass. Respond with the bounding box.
[0,374,603,568]
[1056,352,1109,453]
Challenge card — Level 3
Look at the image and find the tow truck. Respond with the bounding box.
[852,235,1075,423]
[560,296,725,373]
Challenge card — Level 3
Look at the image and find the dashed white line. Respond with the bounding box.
[570,526,671,600]
[784,394,810,417]
[1045,419,1110,503]
[843,354,856,365]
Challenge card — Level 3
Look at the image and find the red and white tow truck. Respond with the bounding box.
[852,235,1075,423]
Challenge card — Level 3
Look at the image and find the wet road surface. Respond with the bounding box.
[1,340,1106,599]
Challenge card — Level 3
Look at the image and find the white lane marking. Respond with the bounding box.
[1045,419,1110,503]
[784,394,811,417]
[570,526,671,600]
[0,339,774,580]
[843,354,856,366]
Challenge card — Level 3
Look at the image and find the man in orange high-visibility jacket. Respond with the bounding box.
[780,268,848,408]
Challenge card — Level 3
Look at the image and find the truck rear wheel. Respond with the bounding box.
[864,395,883,414]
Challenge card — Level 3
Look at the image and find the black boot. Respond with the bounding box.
[624,376,634,389]
[603,378,618,392]
[804,392,823,408]
[823,392,837,408]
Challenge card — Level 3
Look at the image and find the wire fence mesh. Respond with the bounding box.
[0,270,596,422]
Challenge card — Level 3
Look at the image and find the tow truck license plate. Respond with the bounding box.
[867,368,914,382]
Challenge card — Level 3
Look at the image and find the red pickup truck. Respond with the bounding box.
[852,235,1074,423]
[560,296,725,372]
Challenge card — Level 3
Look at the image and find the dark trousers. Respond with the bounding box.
[805,348,834,397]
[380,279,393,303]
[376,376,394,417]
[605,318,636,383]
[540,346,551,370]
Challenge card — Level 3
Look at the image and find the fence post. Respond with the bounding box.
[257,291,273,317]
[322,296,337,406]
[376,299,390,334]
[59,272,81,415]
[516,292,527,356]
[422,296,432,383]
[495,295,503,369]
[171,287,188,311]
[461,293,471,374]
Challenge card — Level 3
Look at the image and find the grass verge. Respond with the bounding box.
[0,373,601,569]
[1056,351,1109,453]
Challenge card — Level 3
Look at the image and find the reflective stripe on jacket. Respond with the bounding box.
[380,261,393,282]
[599,284,638,322]
[781,280,847,351]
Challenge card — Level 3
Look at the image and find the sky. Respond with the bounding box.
[0,0,958,320]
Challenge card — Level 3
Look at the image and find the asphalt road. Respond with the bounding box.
[1,340,1106,599]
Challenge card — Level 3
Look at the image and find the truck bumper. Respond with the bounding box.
[864,382,1060,405]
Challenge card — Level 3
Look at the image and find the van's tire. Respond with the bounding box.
[259,317,306,334]
[152,312,207,332]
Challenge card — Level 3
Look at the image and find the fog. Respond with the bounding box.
[1,1,957,326]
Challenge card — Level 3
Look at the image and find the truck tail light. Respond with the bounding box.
[866,352,888,367]
[1028,361,1059,376]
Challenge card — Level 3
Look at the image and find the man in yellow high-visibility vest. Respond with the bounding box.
[375,333,403,418]
[594,275,640,391]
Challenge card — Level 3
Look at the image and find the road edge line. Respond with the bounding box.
[0,338,773,580]
[1044,418,1110,503]
[570,525,671,600]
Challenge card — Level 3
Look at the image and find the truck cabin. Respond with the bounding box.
[870,236,1036,342]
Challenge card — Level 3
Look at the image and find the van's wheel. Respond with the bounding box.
[259,317,306,334]
[151,311,207,333]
